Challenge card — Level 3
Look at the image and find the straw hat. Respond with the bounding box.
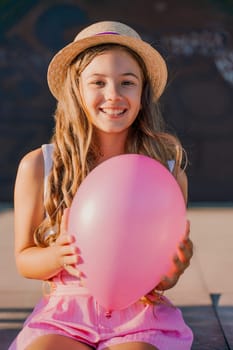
[47,21,168,101]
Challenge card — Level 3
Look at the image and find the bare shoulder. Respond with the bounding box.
[17,147,44,178]
[176,167,188,204]
[15,147,44,192]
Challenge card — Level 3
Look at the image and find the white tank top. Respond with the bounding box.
[41,144,54,200]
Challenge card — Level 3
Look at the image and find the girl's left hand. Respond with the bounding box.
[155,220,193,291]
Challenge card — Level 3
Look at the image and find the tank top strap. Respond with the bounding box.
[41,143,54,200]
[167,159,175,173]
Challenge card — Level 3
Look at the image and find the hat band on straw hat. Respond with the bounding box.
[96,32,120,35]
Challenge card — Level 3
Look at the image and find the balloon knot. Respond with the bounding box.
[105,310,112,318]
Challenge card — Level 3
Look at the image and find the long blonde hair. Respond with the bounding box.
[35,44,185,247]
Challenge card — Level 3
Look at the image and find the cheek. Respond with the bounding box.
[78,88,94,120]
[80,91,94,114]
[83,89,100,108]
[133,87,142,105]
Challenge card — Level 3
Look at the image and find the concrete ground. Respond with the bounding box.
[0,206,233,349]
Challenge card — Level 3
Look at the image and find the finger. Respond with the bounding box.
[60,244,78,256]
[176,248,191,270]
[178,236,193,261]
[184,219,190,239]
[64,265,83,279]
[173,254,186,272]
[60,208,70,234]
[180,238,193,259]
[184,238,193,257]
[62,254,79,267]
[55,233,75,246]
[156,275,179,290]
[167,254,188,280]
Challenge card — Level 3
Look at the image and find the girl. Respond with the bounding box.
[10,21,193,350]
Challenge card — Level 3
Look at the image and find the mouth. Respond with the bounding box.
[100,108,127,117]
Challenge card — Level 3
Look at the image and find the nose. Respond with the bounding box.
[105,82,122,101]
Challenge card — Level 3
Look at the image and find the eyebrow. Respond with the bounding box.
[87,73,140,80]
[122,72,140,80]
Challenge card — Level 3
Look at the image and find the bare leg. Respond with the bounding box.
[102,342,159,350]
[25,334,94,350]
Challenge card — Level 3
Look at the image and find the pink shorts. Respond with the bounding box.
[9,276,193,350]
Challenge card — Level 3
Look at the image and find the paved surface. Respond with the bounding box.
[0,206,233,349]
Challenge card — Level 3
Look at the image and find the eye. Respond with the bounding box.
[122,80,134,86]
[121,80,137,87]
[93,80,105,87]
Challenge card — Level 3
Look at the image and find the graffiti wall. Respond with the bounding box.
[0,0,232,202]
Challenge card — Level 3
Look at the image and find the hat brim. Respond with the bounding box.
[47,34,168,101]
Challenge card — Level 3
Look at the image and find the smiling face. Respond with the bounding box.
[78,48,143,138]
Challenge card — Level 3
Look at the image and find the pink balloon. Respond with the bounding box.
[68,154,186,311]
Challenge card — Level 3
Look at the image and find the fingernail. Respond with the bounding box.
[70,234,77,242]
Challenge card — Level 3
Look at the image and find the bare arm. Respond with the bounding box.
[14,148,78,280]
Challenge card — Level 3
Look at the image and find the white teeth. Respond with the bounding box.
[101,109,125,115]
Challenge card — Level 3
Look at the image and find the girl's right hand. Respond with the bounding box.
[52,208,81,278]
